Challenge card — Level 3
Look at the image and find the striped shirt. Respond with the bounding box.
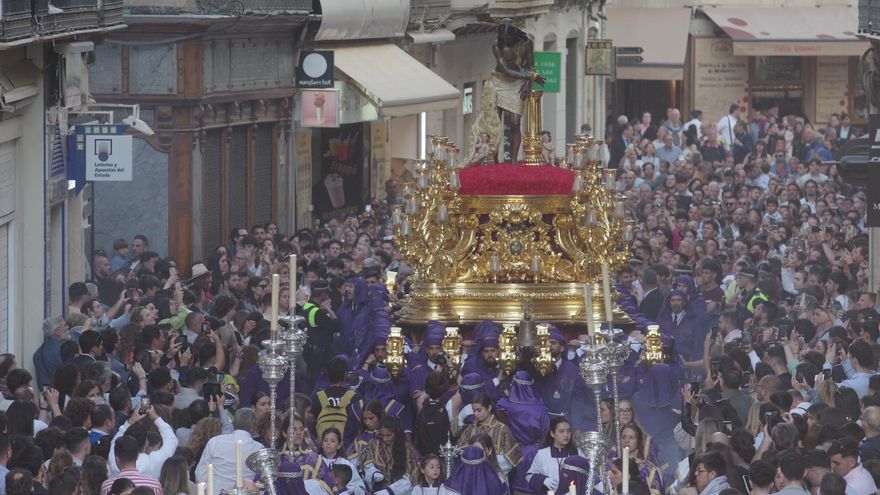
[100,468,164,495]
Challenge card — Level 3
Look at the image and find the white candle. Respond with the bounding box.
[569,479,576,495]
[270,274,280,333]
[289,255,297,313]
[207,464,214,495]
[236,439,243,487]
[584,284,595,338]
[601,265,614,329]
[622,446,630,495]
[197,482,206,495]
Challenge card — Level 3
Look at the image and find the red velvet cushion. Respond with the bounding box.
[458,163,574,196]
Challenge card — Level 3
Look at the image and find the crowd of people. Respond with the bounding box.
[0,102,868,495]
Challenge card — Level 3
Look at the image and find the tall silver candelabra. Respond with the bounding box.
[599,327,629,451]
[579,336,612,495]
[246,331,289,495]
[439,439,462,480]
[279,315,307,458]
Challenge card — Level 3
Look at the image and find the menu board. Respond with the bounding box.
[815,57,850,124]
[692,38,749,122]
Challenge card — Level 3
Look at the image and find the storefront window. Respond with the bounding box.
[754,56,802,82]
[750,87,804,118]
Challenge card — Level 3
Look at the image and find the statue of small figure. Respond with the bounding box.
[469,132,492,165]
[540,130,556,166]
[491,19,544,162]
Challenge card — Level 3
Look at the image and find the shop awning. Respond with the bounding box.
[606,7,692,80]
[332,43,459,117]
[703,6,869,56]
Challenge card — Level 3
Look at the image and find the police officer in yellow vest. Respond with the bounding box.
[735,267,768,323]
[298,279,340,388]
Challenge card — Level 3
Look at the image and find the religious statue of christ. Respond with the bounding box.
[491,19,544,162]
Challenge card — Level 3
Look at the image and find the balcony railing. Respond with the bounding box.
[0,0,124,43]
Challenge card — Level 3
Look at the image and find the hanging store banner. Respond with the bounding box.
[585,40,613,76]
[533,51,561,93]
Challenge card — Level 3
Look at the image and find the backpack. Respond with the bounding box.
[315,389,356,440]
[416,398,449,456]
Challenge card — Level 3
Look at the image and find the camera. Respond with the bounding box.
[431,351,448,366]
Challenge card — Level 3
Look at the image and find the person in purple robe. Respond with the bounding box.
[334,277,369,357]
[239,364,292,411]
[628,362,683,484]
[439,445,509,495]
[409,322,447,400]
[359,366,411,431]
[536,325,598,434]
[496,371,550,495]
[461,321,503,394]
[272,457,329,495]
[655,289,708,365]
[554,455,590,495]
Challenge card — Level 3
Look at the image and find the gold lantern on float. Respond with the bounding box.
[532,324,553,376]
[385,271,397,294]
[385,327,405,378]
[499,323,518,375]
[644,324,664,364]
[442,326,461,377]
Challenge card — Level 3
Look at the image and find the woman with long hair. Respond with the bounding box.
[159,456,196,495]
[255,410,282,449]
[81,455,108,495]
[619,423,665,495]
[525,417,582,493]
[280,413,317,466]
[52,363,81,408]
[186,417,221,468]
[412,454,443,495]
[7,399,37,436]
[347,399,383,464]
[361,416,418,494]
[457,393,522,477]
[241,277,267,312]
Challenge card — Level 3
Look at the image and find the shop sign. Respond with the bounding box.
[336,80,379,124]
[296,51,334,89]
[301,90,340,128]
[585,40,613,76]
[533,51,561,93]
[85,134,132,181]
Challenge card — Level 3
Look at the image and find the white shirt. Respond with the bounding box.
[526,446,584,492]
[195,430,265,495]
[717,115,737,147]
[723,329,742,343]
[109,417,179,479]
[844,464,877,495]
[319,456,366,495]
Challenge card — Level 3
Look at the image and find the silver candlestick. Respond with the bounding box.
[439,439,462,479]
[576,431,607,495]
[246,447,281,495]
[279,315,307,458]
[246,337,288,494]
[600,327,629,452]
[579,341,611,495]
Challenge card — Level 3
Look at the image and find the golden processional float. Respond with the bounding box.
[382,88,668,491]
[390,93,636,330]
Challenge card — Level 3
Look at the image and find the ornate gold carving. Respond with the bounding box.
[394,135,632,326]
